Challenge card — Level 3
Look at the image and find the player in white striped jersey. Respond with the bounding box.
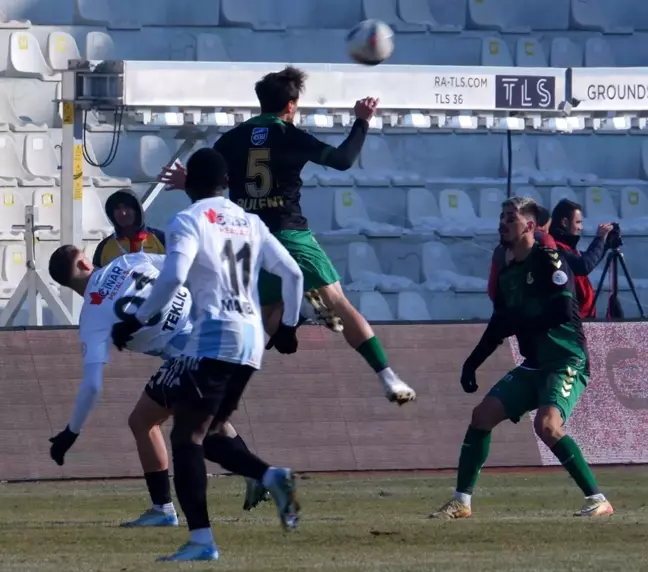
[112,148,304,563]
[47,248,271,529]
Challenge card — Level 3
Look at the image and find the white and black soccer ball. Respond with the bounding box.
[346,19,394,66]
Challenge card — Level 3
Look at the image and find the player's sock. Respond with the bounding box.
[172,443,211,533]
[203,433,269,481]
[550,435,601,496]
[356,336,388,373]
[190,528,215,546]
[456,426,492,498]
[144,469,175,513]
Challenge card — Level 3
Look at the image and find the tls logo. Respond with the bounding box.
[251,127,268,146]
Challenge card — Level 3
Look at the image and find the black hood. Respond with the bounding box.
[550,226,580,249]
[105,189,145,234]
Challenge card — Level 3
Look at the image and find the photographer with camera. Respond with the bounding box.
[549,199,614,319]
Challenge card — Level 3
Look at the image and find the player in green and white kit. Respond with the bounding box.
[433,196,614,519]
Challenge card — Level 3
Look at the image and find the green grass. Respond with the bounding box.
[1,467,647,571]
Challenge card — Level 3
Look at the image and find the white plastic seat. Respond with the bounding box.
[346,242,415,292]
[0,188,26,239]
[300,163,327,187]
[502,137,536,181]
[8,31,58,81]
[570,0,632,34]
[582,186,617,235]
[85,31,117,60]
[515,38,547,67]
[35,240,59,274]
[620,187,648,235]
[468,0,529,32]
[196,34,229,61]
[359,291,394,321]
[362,0,427,33]
[140,136,173,181]
[2,242,26,290]
[23,134,60,179]
[170,32,196,61]
[0,134,53,186]
[481,37,513,66]
[47,32,81,72]
[438,188,493,236]
[220,0,287,30]
[422,241,487,292]
[536,139,598,187]
[357,136,422,187]
[324,189,402,238]
[513,186,545,206]
[397,0,461,32]
[0,88,47,132]
[550,37,582,67]
[406,187,445,233]
[550,186,579,210]
[76,0,142,28]
[397,291,431,320]
[584,37,616,67]
[33,188,60,240]
[479,188,505,224]
[82,186,112,239]
[83,240,100,263]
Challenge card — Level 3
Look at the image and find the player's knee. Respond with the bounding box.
[470,400,503,431]
[533,414,564,445]
[128,409,149,437]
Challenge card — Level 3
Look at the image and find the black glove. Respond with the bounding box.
[111,315,143,351]
[49,426,79,466]
[460,365,478,394]
[266,323,299,354]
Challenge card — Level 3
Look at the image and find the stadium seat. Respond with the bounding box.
[8,31,58,81]
[0,188,26,239]
[468,0,529,32]
[35,239,58,273]
[346,241,415,292]
[2,242,26,291]
[83,240,99,263]
[515,38,547,67]
[438,189,495,236]
[169,32,196,61]
[82,186,112,239]
[536,138,598,186]
[570,0,633,33]
[550,186,579,210]
[406,187,446,235]
[46,32,81,72]
[584,37,616,67]
[23,134,60,179]
[358,136,423,187]
[76,0,142,28]
[359,291,394,321]
[32,188,60,240]
[583,186,617,235]
[421,241,488,292]
[502,137,536,182]
[481,37,513,66]
[361,0,426,32]
[549,37,582,67]
[220,0,287,30]
[397,291,431,320]
[85,31,118,60]
[397,0,462,32]
[0,134,53,186]
[0,88,47,132]
[0,9,30,28]
[620,187,648,235]
[513,186,545,206]
[479,188,506,226]
[139,136,173,181]
[196,34,230,61]
[328,189,403,238]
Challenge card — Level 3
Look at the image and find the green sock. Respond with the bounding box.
[551,435,600,496]
[356,336,388,373]
[456,426,492,495]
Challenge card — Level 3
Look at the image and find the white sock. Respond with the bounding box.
[454,491,471,506]
[153,503,176,514]
[190,527,215,546]
[586,493,606,502]
[378,367,396,382]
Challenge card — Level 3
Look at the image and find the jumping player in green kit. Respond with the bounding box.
[160,66,416,405]
[433,196,614,519]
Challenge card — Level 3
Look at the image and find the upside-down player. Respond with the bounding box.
[160,66,416,405]
[432,197,613,519]
[46,248,275,527]
[112,148,304,562]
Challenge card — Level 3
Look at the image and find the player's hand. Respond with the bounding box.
[49,426,79,466]
[159,162,187,190]
[460,365,478,394]
[354,97,379,121]
[596,223,614,239]
[111,315,143,351]
[266,323,299,355]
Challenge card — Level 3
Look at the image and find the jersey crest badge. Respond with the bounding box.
[552,270,568,285]
[251,127,268,146]
[526,272,534,284]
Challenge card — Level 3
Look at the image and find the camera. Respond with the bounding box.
[606,222,623,249]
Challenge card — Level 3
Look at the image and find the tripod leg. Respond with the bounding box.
[617,253,646,318]
[590,252,612,316]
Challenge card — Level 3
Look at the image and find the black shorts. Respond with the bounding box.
[145,356,254,423]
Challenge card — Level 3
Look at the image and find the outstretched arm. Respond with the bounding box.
[68,362,105,434]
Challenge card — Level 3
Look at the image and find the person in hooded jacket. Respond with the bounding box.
[93,189,166,268]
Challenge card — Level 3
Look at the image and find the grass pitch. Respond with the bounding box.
[0,467,646,572]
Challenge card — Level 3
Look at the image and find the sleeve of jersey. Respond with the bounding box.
[259,225,304,327]
[294,119,368,171]
[68,362,104,434]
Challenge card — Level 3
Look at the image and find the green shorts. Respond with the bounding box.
[258,229,341,306]
[487,362,588,423]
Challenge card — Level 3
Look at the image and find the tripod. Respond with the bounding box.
[590,248,645,319]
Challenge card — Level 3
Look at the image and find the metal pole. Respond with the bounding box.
[59,69,84,321]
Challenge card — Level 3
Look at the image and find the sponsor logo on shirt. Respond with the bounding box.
[162,289,189,332]
[204,208,249,236]
[89,265,131,304]
[251,127,268,146]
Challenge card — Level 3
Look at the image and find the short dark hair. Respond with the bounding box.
[255,66,307,114]
[551,199,581,229]
[49,244,81,287]
[537,205,550,227]
[502,196,540,222]
[185,148,228,200]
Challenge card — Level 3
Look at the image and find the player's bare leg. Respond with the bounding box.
[534,406,613,517]
[319,281,416,404]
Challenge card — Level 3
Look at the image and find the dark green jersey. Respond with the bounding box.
[214,114,368,233]
[495,243,589,370]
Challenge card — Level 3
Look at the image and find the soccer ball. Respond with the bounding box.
[346,19,394,66]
